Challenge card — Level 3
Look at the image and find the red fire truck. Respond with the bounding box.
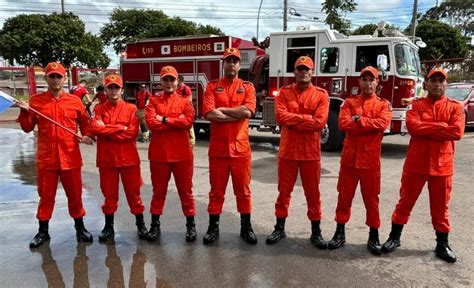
[120,27,424,151]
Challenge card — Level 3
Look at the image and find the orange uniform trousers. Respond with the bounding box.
[275,158,322,221]
[391,171,452,233]
[36,168,85,221]
[150,160,195,217]
[335,165,381,228]
[207,156,252,215]
[99,165,145,215]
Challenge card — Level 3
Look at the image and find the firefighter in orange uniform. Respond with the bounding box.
[202,47,257,245]
[90,74,149,242]
[327,66,392,255]
[15,62,94,248]
[382,68,465,263]
[136,84,151,142]
[145,66,197,242]
[266,56,329,248]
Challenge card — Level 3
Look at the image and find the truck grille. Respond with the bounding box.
[262,98,277,126]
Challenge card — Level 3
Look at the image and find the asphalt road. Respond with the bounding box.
[0,107,473,287]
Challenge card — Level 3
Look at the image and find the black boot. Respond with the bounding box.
[147,214,161,242]
[328,223,345,250]
[99,214,114,242]
[135,214,149,240]
[382,223,403,253]
[310,221,327,249]
[240,214,258,244]
[435,231,456,263]
[203,214,220,245]
[75,218,93,243]
[266,217,286,245]
[30,220,51,248]
[367,228,382,255]
[185,216,197,242]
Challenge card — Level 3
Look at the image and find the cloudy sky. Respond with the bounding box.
[0,0,438,67]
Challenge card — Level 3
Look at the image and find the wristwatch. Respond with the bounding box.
[162,116,167,123]
[354,115,360,122]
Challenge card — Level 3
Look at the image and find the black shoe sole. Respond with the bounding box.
[203,235,219,245]
[266,235,286,245]
[29,237,51,249]
[98,232,115,243]
[382,242,400,253]
[328,240,345,250]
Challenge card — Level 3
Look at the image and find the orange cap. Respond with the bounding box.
[160,66,178,79]
[222,47,241,60]
[360,66,379,79]
[104,74,123,88]
[294,56,314,69]
[427,67,448,79]
[45,62,66,77]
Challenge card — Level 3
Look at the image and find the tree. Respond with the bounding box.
[415,20,469,62]
[321,0,357,35]
[422,0,473,37]
[101,8,224,54]
[0,13,110,68]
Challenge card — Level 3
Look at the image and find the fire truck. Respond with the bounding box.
[120,27,424,151]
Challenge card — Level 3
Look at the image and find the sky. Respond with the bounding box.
[0,0,439,67]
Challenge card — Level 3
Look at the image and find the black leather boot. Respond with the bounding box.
[30,220,51,248]
[367,228,382,255]
[328,223,345,250]
[75,218,93,243]
[147,214,161,242]
[99,214,115,242]
[266,217,286,245]
[310,221,327,249]
[185,216,197,242]
[135,214,149,240]
[382,223,403,253]
[240,214,258,244]
[435,231,456,263]
[203,214,220,245]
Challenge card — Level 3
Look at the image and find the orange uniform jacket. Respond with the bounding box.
[136,90,151,109]
[403,96,465,176]
[276,83,329,160]
[145,92,195,162]
[18,90,91,170]
[91,99,140,168]
[203,78,256,158]
[339,94,392,169]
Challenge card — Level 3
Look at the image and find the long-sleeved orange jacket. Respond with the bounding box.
[202,78,256,158]
[404,95,465,176]
[276,83,329,160]
[145,92,195,162]
[91,99,140,168]
[18,90,91,170]
[338,93,392,169]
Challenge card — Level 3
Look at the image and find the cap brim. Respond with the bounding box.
[161,73,177,79]
[105,82,122,88]
[295,64,313,69]
[46,71,65,76]
[428,71,447,79]
[222,55,241,60]
[360,71,378,78]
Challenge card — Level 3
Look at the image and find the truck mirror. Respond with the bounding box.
[381,71,389,82]
[377,54,388,71]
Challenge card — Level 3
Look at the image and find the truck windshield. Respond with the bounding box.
[395,44,421,77]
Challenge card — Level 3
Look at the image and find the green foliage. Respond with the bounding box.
[321,0,357,35]
[422,0,473,37]
[0,13,110,68]
[415,20,469,61]
[100,8,224,54]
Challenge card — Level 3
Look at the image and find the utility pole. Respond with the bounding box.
[410,0,418,41]
[283,0,288,31]
[61,0,65,13]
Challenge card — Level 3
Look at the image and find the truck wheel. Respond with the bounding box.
[321,109,344,152]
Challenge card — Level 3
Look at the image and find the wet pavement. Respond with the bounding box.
[1,107,474,287]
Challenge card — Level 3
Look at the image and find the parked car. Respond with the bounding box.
[445,83,474,128]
